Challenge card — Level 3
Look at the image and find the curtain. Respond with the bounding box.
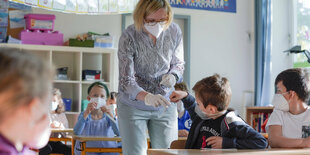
[255,0,272,106]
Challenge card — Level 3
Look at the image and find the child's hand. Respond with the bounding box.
[84,102,97,119]
[170,90,188,102]
[101,106,114,118]
[206,136,223,149]
[178,129,189,137]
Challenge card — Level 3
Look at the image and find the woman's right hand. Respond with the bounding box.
[170,90,188,102]
[84,102,97,119]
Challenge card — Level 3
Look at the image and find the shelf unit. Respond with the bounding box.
[246,106,274,133]
[0,44,117,127]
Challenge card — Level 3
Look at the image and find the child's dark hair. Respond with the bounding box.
[174,82,189,92]
[275,68,310,102]
[192,74,231,111]
[87,82,109,97]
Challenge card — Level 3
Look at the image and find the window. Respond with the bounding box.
[294,0,310,67]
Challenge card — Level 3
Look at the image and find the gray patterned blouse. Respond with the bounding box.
[118,23,184,111]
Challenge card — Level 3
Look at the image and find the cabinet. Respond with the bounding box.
[246,106,273,133]
[0,44,117,126]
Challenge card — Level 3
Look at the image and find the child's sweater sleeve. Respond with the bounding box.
[181,94,198,120]
[106,115,120,136]
[221,113,268,149]
[74,112,87,135]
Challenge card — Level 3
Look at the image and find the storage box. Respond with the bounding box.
[81,100,89,111]
[62,98,72,111]
[21,30,63,46]
[24,14,55,31]
[82,70,101,80]
[69,39,94,47]
[93,36,113,48]
[57,67,68,80]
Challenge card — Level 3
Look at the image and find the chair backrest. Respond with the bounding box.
[170,139,187,149]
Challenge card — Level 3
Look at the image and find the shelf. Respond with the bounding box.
[54,80,80,84]
[81,80,109,85]
[65,112,80,115]
[0,43,117,53]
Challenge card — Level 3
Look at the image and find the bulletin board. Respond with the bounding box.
[169,0,237,13]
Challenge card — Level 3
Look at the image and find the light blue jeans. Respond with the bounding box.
[117,101,178,155]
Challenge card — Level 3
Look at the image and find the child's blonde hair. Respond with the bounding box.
[0,48,55,121]
[53,88,65,114]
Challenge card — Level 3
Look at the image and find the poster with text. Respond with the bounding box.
[25,0,38,5]
[88,0,99,13]
[0,9,8,27]
[66,0,77,12]
[98,0,109,13]
[169,0,236,13]
[9,10,28,28]
[77,0,88,13]
[109,0,118,13]
[53,0,66,10]
[38,0,52,9]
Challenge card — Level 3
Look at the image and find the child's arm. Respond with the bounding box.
[268,125,310,148]
[73,112,88,135]
[170,90,197,119]
[220,113,268,149]
[106,115,120,136]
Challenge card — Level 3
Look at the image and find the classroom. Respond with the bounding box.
[0,0,309,155]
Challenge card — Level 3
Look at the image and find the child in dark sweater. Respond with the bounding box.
[170,74,267,149]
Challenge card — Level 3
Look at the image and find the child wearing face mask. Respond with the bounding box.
[39,88,71,155]
[266,68,310,148]
[0,48,54,154]
[174,82,192,137]
[170,74,268,149]
[74,82,120,155]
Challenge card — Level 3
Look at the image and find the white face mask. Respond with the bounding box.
[107,104,117,117]
[194,105,227,120]
[144,22,165,38]
[50,101,58,111]
[90,97,106,109]
[272,93,289,111]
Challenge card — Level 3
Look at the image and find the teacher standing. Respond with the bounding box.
[117,0,184,155]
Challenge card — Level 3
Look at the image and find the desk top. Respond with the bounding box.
[51,128,74,133]
[73,136,122,142]
[147,148,310,155]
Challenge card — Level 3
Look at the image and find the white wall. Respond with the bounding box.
[33,0,255,118]
[173,0,255,118]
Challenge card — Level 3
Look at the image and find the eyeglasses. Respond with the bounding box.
[144,18,168,26]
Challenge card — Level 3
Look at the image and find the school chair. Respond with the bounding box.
[170,139,186,149]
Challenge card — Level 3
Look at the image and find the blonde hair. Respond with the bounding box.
[53,88,65,114]
[0,48,55,120]
[133,0,173,31]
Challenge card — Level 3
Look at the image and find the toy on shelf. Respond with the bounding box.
[21,14,63,46]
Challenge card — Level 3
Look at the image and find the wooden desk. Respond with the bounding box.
[50,128,74,155]
[73,136,123,155]
[148,148,310,155]
[51,128,74,133]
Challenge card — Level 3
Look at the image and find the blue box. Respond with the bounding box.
[62,98,72,111]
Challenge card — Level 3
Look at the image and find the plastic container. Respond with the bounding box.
[81,100,89,111]
[62,98,72,111]
[20,29,63,46]
[57,67,68,80]
[24,14,55,31]
[93,36,113,48]
[69,39,94,47]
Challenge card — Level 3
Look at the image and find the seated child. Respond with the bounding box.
[107,92,118,118]
[39,88,71,155]
[0,48,54,154]
[266,68,310,148]
[170,74,268,149]
[74,82,120,155]
[174,82,192,137]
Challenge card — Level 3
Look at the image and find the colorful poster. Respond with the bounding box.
[9,10,28,28]
[53,0,66,10]
[25,0,38,5]
[0,0,9,9]
[38,0,52,9]
[0,9,8,27]
[169,0,236,13]
[88,0,98,13]
[98,0,109,13]
[9,1,32,10]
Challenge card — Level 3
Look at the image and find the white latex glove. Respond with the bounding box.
[160,74,176,88]
[144,93,171,108]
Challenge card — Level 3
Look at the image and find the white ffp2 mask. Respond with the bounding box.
[144,23,164,38]
[272,94,289,111]
[90,97,106,109]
